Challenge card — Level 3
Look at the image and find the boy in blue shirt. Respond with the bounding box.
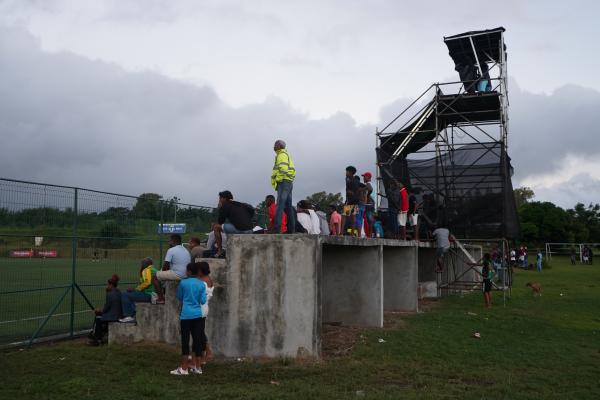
[170,262,207,376]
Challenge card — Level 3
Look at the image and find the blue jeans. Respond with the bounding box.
[222,222,253,234]
[275,180,295,233]
[356,205,366,230]
[537,260,542,272]
[122,291,151,317]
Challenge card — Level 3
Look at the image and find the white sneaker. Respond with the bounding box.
[119,316,135,323]
[151,293,158,304]
[170,367,189,376]
[189,366,203,375]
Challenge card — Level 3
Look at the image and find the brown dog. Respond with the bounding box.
[526,282,542,296]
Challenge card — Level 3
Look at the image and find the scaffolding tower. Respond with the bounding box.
[376,27,519,240]
[376,27,518,295]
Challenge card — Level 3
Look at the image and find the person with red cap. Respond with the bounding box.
[362,172,376,237]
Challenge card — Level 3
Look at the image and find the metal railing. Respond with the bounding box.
[0,177,266,347]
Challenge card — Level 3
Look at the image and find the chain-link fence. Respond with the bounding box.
[0,178,266,347]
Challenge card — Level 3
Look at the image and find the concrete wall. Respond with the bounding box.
[215,234,320,358]
[321,244,383,327]
[110,234,422,358]
[382,246,418,311]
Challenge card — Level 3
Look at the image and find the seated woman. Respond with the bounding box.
[119,258,157,323]
[89,274,122,346]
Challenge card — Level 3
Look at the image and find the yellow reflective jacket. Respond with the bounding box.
[271,149,296,189]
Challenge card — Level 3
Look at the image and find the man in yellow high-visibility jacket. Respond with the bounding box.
[271,139,296,233]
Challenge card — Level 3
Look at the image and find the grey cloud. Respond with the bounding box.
[508,81,600,180]
[2,25,600,211]
[0,27,373,207]
[533,173,600,209]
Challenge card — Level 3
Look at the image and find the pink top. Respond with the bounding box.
[329,211,342,235]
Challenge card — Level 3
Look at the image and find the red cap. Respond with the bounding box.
[361,172,372,179]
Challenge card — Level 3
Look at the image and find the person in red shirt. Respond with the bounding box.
[398,182,409,240]
[266,195,287,233]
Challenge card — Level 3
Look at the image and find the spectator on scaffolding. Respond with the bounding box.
[119,258,156,323]
[151,234,191,304]
[362,172,376,237]
[89,274,122,346]
[188,237,206,263]
[398,182,409,240]
[329,205,342,235]
[202,223,227,258]
[408,187,422,241]
[386,180,400,239]
[432,224,453,273]
[213,190,254,257]
[296,200,321,234]
[265,194,287,233]
[342,166,360,236]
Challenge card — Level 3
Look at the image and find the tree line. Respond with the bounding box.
[515,187,600,244]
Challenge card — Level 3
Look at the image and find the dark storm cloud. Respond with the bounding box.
[0,27,373,207]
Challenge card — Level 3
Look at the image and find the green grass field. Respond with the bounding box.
[1,256,599,399]
[0,256,153,345]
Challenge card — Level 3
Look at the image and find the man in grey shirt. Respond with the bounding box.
[152,234,191,303]
[432,226,452,272]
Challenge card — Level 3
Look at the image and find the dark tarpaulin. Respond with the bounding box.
[378,143,520,239]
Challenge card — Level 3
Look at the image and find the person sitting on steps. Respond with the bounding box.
[152,234,191,304]
[119,258,156,323]
[89,274,122,346]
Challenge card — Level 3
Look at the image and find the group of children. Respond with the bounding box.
[90,257,214,376]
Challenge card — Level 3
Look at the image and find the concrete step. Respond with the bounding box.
[108,321,141,345]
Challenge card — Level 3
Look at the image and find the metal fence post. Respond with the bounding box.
[69,187,78,337]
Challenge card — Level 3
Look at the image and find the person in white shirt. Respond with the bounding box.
[152,234,191,304]
[296,200,321,234]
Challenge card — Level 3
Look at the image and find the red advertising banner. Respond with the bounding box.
[9,250,58,258]
[9,250,34,257]
[37,250,58,258]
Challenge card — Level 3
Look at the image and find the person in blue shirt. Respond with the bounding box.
[170,262,207,376]
[536,250,543,272]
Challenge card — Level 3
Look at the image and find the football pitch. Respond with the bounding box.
[0,256,151,346]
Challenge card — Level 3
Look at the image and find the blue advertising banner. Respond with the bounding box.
[158,223,187,234]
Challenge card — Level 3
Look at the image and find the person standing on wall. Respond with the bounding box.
[362,172,376,237]
[271,140,296,234]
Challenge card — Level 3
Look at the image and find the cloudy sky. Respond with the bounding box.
[1,0,600,209]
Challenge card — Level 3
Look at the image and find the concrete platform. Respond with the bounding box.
[109,234,423,358]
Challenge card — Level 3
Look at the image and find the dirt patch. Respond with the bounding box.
[321,311,419,358]
[321,323,365,358]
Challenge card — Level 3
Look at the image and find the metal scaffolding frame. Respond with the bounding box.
[375,27,516,295]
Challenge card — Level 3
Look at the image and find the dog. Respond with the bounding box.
[526,282,542,296]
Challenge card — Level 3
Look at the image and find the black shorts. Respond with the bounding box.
[483,279,492,293]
